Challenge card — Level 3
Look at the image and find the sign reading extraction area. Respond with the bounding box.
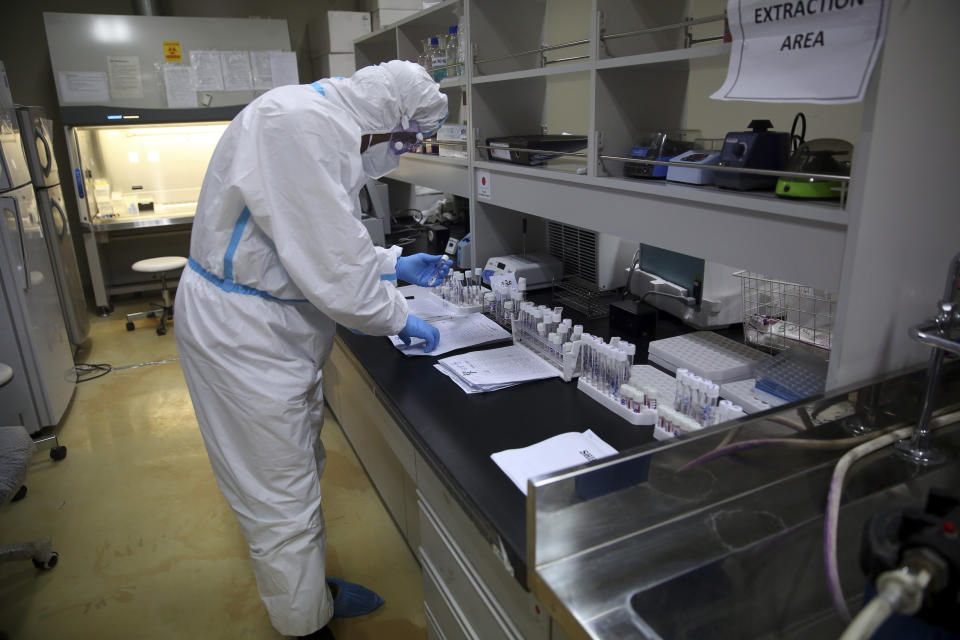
[712,0,888,103]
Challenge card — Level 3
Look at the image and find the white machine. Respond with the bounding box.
[358,179,391,246]
[627,248,743,329]
[482,253,563,290]
[666,149,722,185]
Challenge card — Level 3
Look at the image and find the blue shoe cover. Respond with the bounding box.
[328,578,385,618]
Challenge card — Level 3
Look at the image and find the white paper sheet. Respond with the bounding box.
[58,71,109,104]
[269,51,299,88]
[389,313,510,357]
[712,0,888,104]
[434,344,561,394]
[107,56,143,99]
[250,51,274,90]
[190,50,224,92]
[491,430,618,495]
[220,51,253,91]
[162,66,197,108]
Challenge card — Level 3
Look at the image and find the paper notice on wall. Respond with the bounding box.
[107,56,143,99]
[58,71,109,104]
[269,51,299,88]
[220,51,253,91]
[712,0,888,103]
[250,51,273,90]
[190,50,224,92]
[162,65,197,108]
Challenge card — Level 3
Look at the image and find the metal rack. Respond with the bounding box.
[734,271,836,359]
[552,276,620,319]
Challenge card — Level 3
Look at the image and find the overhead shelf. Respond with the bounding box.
[471,163,847,293]
[389,154,470,197]
[595,42,731,71]
[472,60,594,84]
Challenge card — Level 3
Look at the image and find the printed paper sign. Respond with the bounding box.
[162,65,197,108]
[107,56,143,99]
[477,171,491,200]
[250,51,273,90]
[58,71,109,104]
[220,51,253,91]
[269,51,299,88]
[712,0,888,103]
[163,40,183,63]
[190,50,224,92]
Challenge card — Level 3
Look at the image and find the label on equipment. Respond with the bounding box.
[489,142,511,161]
[163,41,183,63]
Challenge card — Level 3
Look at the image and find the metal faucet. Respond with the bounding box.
[895,252,960,465]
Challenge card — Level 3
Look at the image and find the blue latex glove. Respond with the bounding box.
[327,577,385,618]
[398,314,440,353]
[396,253,452,287]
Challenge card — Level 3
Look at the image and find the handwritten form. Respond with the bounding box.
[434,344,561,393]
[389,313,510,357]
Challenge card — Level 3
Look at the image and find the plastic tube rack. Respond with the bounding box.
[512,322,582,382]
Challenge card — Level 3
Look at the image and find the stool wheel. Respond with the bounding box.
[126,322,135,331]
[33,552,59,570]
[12,485,27,502]
[156,326,167,336]
[50,446,67,461]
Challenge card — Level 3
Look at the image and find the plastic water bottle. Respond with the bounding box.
[446,26,460,77]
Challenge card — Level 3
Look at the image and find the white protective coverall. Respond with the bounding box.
[174,61,447,636]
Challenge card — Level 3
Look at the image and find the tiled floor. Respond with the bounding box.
[0,299,425,639]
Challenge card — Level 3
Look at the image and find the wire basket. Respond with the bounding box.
[733,271,836,360]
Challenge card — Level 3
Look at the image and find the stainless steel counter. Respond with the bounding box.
[90,212,195,232]
[526,364,960,639]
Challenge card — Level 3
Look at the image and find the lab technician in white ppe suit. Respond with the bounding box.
[174,60,449,639]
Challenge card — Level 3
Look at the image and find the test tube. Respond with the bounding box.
[504,300,514,324]
[572,324,583,341]
[484,292,495,316]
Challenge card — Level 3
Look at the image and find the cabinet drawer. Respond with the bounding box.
[420,497,525,640]
[417,462,551,640]
[421,547,475,640]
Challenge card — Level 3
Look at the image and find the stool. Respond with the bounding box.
[125,256,188,336]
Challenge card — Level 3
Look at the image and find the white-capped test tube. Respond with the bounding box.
[484,291,495,316]
[549,333,561,359]
[646,389,658,411]
[504,300,514,324]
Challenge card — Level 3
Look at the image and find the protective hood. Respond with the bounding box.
[316,60,448,136]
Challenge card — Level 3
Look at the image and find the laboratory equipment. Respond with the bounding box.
[15,105,89,345]
[714,119,791,191]
[358,179,391,247]
[44,12,292,314]
[776,138,853,199]
[719,378,787,414]
[482,253,563,290]
[625,245,743,329]
[665,149,722,185]
[485,134,588,166]
[445,26,461,77]
[0,60,76,431]
[623,131,699,180]
[430,36,447,82]
[647,330,770,384]
[734,270,837,355]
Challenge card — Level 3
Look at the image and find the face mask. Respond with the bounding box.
[361,141,400,179]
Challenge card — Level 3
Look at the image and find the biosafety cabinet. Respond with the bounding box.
[44,12,295,313]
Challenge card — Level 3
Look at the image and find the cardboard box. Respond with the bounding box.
[314,53,357,79]
[308,11,371,55]
[373,9,418,30]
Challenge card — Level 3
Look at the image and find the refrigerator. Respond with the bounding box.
[0,61,76,430]
[16,104,89,345]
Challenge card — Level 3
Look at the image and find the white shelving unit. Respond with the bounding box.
[356,0,958,393]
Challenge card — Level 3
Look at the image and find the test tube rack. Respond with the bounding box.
[512,323,581,382]
[427,286,488,315]
[576,379,657,426]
